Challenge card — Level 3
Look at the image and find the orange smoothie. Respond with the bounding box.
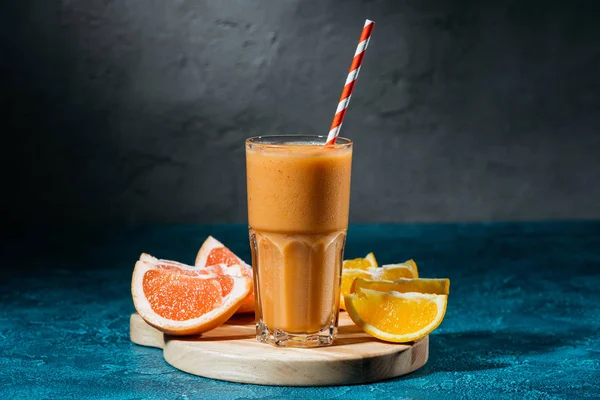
[246,137,352,342]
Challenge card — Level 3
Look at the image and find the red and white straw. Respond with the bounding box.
[326,19,375,145]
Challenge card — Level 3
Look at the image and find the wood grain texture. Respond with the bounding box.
[130,312,428,386]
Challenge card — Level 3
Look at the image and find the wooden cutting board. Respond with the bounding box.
[130,312,428,386]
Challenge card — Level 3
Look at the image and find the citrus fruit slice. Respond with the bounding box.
[132,254,252,335]
[351,277,450,295]
[196,236,255,314]
[343,252,378,270]
[364,252,378,268]
[382,260,419,277]
[339,261,419,310]
[345,286,447,343]
[340,269,371,310]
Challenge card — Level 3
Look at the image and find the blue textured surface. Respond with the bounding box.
[1,222,599,399]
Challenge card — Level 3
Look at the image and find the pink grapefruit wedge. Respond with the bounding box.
[131,254,252,335]
[196,236,255,314]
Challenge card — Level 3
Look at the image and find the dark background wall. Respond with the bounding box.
[2,0,599,224]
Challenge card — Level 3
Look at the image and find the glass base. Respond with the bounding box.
[256,320,337,348]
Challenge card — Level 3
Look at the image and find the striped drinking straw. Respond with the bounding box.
[325,19,375,145]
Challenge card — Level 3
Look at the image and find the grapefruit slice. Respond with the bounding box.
[196,236,255,314]
[132,254,252,335]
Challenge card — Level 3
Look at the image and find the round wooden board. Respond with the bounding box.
[130,312,428,386]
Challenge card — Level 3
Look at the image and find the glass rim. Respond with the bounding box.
[245,135,352,148]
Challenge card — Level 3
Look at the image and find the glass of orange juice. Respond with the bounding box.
[246,135,352,347]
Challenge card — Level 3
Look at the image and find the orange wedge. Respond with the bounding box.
[343,252,378,270]
[345,285,448,343]
[350,277,450,295]
[132,254,252,335]
[339,260,419,310]
[340,270,371,310]
[364,252,378,268]
[382,260,419,277]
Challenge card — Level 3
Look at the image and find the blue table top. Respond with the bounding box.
[2,222,599,399]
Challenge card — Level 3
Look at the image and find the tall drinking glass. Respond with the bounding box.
[245,135,353,347]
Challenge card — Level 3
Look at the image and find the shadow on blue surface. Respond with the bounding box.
[424,329,587,374]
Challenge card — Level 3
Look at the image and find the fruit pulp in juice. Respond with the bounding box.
[246,143,352,334]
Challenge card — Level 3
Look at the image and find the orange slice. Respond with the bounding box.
[345,287,448,343]
[339,260,419,310]
[196,236,255,314]
[382,260,419,277]
[340,269,372,310]
[351,277,450,295]
[364,252,378,268]
[132,254,252,335]
[343,252,378,270]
